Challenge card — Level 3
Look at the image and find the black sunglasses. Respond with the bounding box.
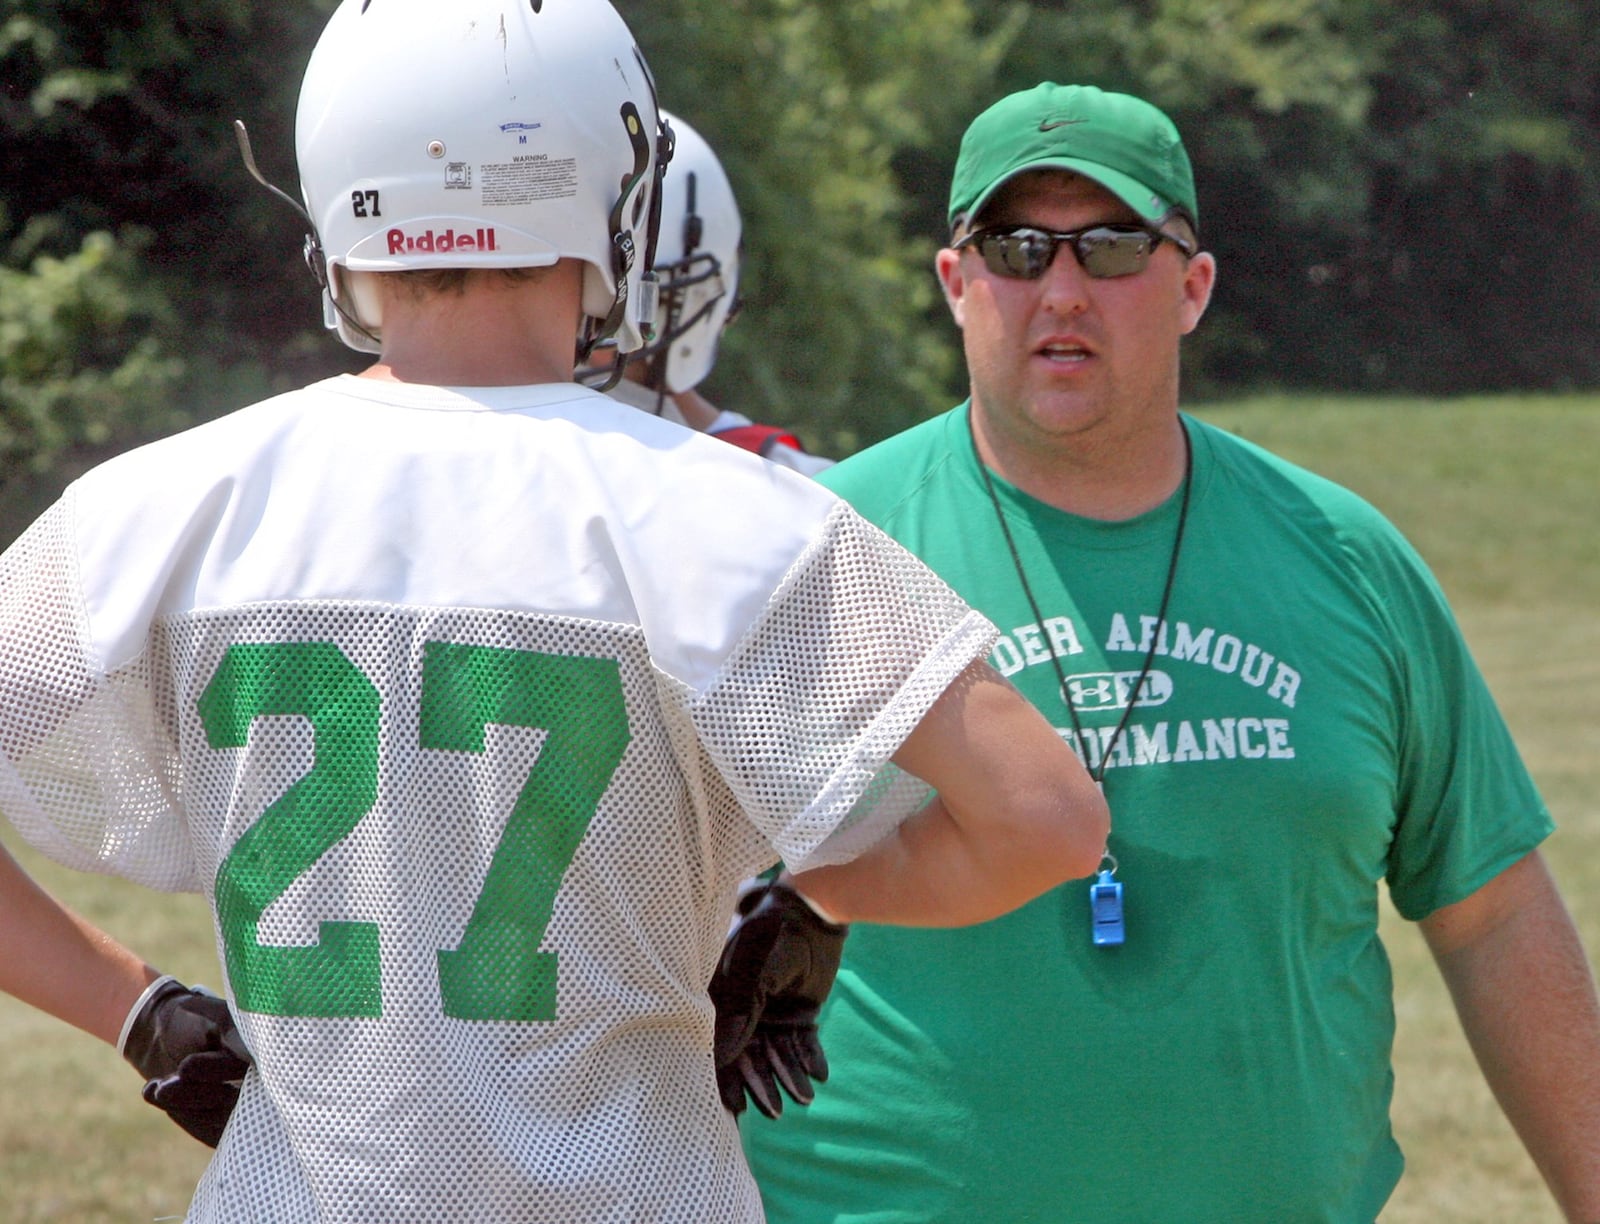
[954,222,1197,281]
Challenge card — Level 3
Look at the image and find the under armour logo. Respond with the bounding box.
[1039,117,1087,131]
[1063,670,1174,711]
[1068,676,1116,707]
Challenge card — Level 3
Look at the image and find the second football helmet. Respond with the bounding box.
[635,110,742,392]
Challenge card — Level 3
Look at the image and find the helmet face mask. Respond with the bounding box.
[618,111,742,394]
[293,0,667,355]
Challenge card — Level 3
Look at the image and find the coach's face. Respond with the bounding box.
[936,170,1214,488]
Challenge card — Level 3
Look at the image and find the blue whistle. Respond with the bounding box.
[1089,870,1124,947]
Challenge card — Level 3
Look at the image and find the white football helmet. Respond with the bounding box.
[294,0,668,355]
[633,110,742,392]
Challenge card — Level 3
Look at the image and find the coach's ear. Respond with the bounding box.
[935,244,968,330]
[1179,248,1217,336]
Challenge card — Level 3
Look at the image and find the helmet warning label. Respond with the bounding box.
[482,155,578,205]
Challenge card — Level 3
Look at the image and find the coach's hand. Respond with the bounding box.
[120,976,252,1147]
[709,879,847,1119]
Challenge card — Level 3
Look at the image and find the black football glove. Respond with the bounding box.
[709,879,848,1119]
[120,976,252,1148]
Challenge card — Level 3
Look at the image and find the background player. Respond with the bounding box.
[594,109,833,475]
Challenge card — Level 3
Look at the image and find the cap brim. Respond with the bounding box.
[961,157,1174,228]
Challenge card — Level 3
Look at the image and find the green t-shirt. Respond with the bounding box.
[741,407,1551,1224]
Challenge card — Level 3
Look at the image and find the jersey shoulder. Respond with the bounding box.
[1188,413,1449,620]
[1189,415,1416,551]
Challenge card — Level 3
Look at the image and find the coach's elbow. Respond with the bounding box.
[940,781,1109,926]
[1068,783,1111,877]
[1005,780,1109,902]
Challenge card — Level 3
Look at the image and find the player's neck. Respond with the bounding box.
[362,268,583,388]
[363,346,572,388]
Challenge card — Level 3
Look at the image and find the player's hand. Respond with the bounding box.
[120,976,252,1147]
[709,879,847,1118]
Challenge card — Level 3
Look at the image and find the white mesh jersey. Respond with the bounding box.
[0,375,994,1223]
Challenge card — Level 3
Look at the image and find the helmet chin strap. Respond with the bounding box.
[583,346,628,394]
[234,119,381,349]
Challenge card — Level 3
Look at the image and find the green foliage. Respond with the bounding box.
[960,0,1600,397]
[0,228,184,467]
[0,227,189,532]
[0,0,352,541]
[0,0,1596,503]
[615,0,1018,451]
[0,0,344,367]
[1323,0,1600,391]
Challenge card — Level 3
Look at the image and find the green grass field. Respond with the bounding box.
[2,392,1596,1220]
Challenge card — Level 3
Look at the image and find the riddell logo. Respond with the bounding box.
[385,227,499,255]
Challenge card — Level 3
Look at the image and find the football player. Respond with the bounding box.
[0,2,1106,1220]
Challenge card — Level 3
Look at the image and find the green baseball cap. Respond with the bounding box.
[948,83,1198,234]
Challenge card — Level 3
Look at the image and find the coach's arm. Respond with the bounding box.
[1421,849,1600,1222]
[788,657,1108,926]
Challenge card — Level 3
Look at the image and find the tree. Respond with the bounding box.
[2,0,1597,547]
[614,0,1019,452]
[961,0,1600,394]
[0,224,177,529]
[1338,0,1600,390]
[0,1,350,542]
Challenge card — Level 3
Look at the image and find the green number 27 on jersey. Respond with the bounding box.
[198,640,630,1022]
